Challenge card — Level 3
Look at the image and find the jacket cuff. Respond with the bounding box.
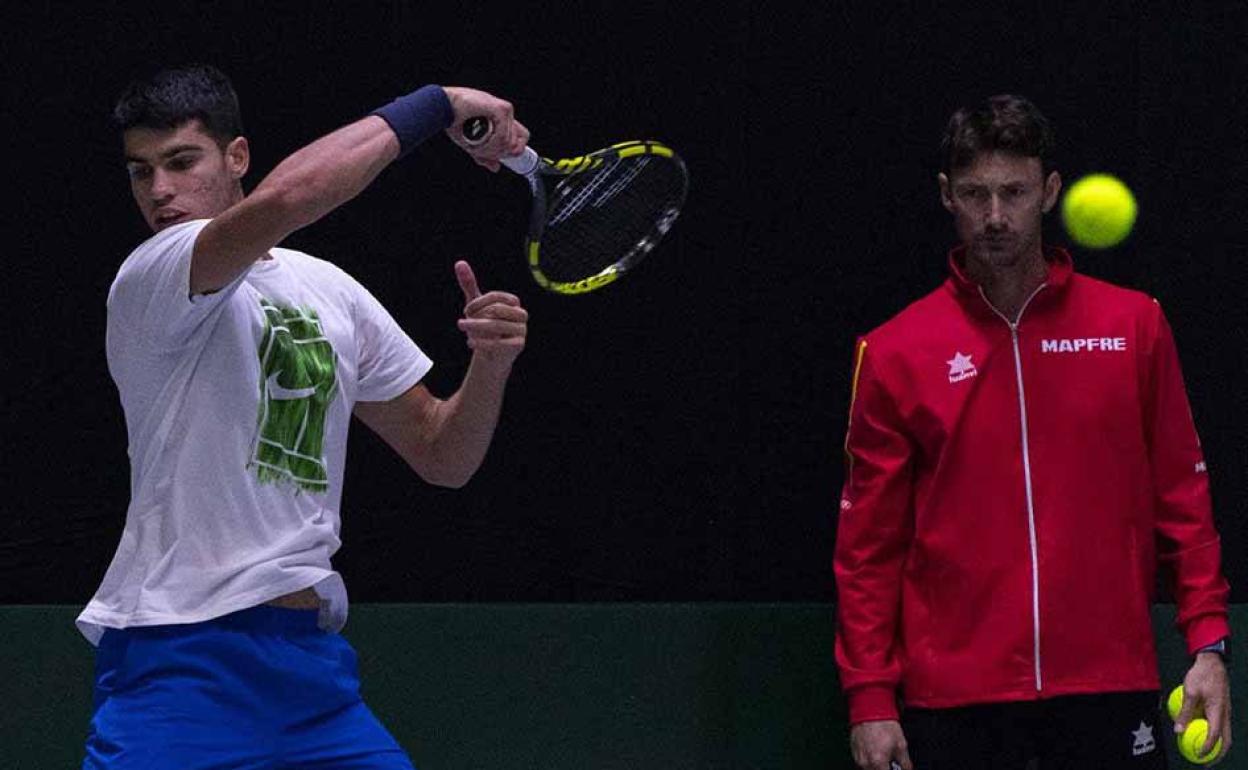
[1184,613,1231,655]
[847,685,900,725]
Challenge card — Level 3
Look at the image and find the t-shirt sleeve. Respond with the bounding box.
[107,219,251,349]
[351,280,433,402]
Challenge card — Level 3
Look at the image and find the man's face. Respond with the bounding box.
[123,120,249,232]
[938,151,1061,269]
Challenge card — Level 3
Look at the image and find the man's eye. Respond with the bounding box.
[168,156,194,171]
[129,166,151,180]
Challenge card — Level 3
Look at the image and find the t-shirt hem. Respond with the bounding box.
[76,572,338,646]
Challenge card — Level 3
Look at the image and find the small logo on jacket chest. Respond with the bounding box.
[946,352,978,383]
[1041,337,1127,353]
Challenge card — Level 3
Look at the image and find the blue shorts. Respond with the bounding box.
[82,605,416,769]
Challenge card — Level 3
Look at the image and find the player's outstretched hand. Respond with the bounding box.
[455,261,527,368]
[443,87,530,172]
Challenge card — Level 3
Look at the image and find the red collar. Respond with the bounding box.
[946,243,1074,296]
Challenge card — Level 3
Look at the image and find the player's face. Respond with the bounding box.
[939,151,1061,270]
[123,120,249,232]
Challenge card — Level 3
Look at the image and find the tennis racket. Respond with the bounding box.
[463,116,689,295]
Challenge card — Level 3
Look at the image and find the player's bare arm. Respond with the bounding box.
[192,88,528,295]
[353,261,526,488]
[191,117,396,294]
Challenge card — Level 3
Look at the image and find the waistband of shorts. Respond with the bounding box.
[219,603,322,633]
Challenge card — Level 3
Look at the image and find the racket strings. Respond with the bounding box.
[540,155,686,281]
[549,157,629,225]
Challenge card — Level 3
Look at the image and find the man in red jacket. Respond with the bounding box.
[835,95,1232,770]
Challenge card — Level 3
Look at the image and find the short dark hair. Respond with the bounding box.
[939,94,1055,176]
[113,64,244,145]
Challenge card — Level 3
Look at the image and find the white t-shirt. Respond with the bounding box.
[77,219,431,645]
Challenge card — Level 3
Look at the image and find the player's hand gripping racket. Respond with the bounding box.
[462,116,689,295]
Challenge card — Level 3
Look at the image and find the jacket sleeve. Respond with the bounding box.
[834,338,915,724]
[1144,302,1230,652]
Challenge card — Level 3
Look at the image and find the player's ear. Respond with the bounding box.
[938,172,954,212]
[1042,170,1062,214]
[225,136,250,179]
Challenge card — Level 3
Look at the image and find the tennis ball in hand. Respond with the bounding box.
[1168,685,1189,722]
[1178,718,1224,764]
[1061,173,1137,249]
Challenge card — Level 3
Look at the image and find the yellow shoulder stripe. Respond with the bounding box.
[843,339,868,484]
[849,339,868,414]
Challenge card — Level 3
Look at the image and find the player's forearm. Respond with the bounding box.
[191,117,399,294]
[417,358,514,488]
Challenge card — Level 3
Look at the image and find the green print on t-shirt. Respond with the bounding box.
[251,299,338,492]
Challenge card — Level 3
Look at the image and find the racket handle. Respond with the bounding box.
[461,117,541,175]
[499,147,540,176]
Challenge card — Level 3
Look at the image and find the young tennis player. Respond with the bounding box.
[79,63,529,769]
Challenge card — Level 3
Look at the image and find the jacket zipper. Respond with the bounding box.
[980,283,1047,693]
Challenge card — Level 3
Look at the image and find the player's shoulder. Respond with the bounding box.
[110,219,210,307]
[126,219,208,255]
[272,246,342,275]
[267,248,394,319]
[115,220,207,277]
[270,246,365,288]
[847,283,965,385]
[1065,271,1159,317]
[861,281,959,351]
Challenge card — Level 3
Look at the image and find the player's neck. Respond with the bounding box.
[967,246,1049,324]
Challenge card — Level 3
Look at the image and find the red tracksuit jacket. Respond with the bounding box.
[835,245,1230,725]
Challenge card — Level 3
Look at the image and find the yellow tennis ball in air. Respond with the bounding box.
[1178,718,1224,764]
[1061,173,1138,249]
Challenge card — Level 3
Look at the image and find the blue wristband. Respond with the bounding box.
[371,85,454,159]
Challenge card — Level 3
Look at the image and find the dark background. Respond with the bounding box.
[3,2,1244,605]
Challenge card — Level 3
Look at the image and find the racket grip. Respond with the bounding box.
[500,147,540,176]
[461,116,540,175]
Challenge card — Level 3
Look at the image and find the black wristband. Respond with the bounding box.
[371,85,454,159]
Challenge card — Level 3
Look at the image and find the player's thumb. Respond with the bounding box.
[455,260,481,302]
